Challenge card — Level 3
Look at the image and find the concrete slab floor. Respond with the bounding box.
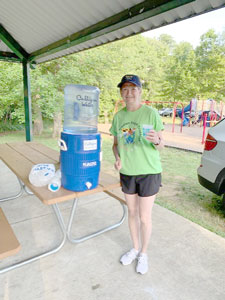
[1,161,225,300]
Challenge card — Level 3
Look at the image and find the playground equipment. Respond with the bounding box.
[201,100,224,144]
[198,99,224,125]
[177,98,198,126]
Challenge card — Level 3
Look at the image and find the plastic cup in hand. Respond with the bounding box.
[142,124,153,138]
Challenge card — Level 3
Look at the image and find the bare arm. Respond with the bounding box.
[112,136,122,171]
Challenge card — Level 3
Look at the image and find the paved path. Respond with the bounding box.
[98,123,207,153]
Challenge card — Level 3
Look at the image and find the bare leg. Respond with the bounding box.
[124,193,140,251]
[139,195,155,253]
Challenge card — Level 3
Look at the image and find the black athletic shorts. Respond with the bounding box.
[120,173,162,197]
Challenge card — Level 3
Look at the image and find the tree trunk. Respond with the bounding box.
[33,104,43,135]
[52,111,62,138]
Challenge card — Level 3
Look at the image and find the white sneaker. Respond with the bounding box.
[120,248,139,265]
[136,253,148,274]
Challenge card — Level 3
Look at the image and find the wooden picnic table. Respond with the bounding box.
[0,142,126,274]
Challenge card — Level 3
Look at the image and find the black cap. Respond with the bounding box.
[117,74,142,88]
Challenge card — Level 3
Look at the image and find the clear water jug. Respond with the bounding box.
[63,84,100,134]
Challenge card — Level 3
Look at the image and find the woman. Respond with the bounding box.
[110,74,164,274]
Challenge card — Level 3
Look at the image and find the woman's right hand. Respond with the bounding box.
[114,158,122,171]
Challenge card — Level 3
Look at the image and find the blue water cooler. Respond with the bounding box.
[59,84,101,192]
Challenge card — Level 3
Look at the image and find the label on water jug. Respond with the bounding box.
[83,139,97,151]
[76,95,96,107]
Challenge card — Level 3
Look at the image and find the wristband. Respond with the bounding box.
[154,137,161,146]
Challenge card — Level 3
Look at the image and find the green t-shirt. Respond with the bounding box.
[110,105,164,176]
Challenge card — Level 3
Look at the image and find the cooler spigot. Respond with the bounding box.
[86,182,92,189]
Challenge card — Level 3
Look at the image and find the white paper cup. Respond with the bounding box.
[142,124,153,137]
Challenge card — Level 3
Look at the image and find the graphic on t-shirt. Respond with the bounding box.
[122,127,136,144]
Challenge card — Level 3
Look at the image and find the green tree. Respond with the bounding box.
[162,42,197,102]
[0,62,22,124]
[195,29,225,101]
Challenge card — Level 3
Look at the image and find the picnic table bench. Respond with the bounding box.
[0,208,21,260]
[0,142,126,274]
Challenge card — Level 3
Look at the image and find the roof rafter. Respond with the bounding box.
[0,51,21,62]
[0,24,29,61]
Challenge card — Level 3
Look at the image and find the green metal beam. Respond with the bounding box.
[22,61,32,141]
[0,24,29,61]
[29,0,195,62]
[0,51,21,62]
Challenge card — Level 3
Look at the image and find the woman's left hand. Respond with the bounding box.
[145,130,160,145]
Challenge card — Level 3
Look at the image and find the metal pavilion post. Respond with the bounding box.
[22,60,32,141]
[0,24,32,141]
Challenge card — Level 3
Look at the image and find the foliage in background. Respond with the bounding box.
[0,29,225,132]
[0,62,23,124]
[196,29,225,100]
[162,42,198,101]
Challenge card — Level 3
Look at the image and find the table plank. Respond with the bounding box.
[7,142,58,165]
[99,172,121,190]
[38,172,120,205]
[0,142,121,205]
[27,142,60,162]
[0,143,76,204]
[104,188,126,205]
[0,143,33,183]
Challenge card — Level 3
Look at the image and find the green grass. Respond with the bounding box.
[0,127,59,150]
[1,129,225,238]
[158,148,225,237]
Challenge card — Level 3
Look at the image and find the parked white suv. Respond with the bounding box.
[197,118,225,205]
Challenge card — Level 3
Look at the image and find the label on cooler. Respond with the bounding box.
[82,161,97,167]
[83,139,97,151]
